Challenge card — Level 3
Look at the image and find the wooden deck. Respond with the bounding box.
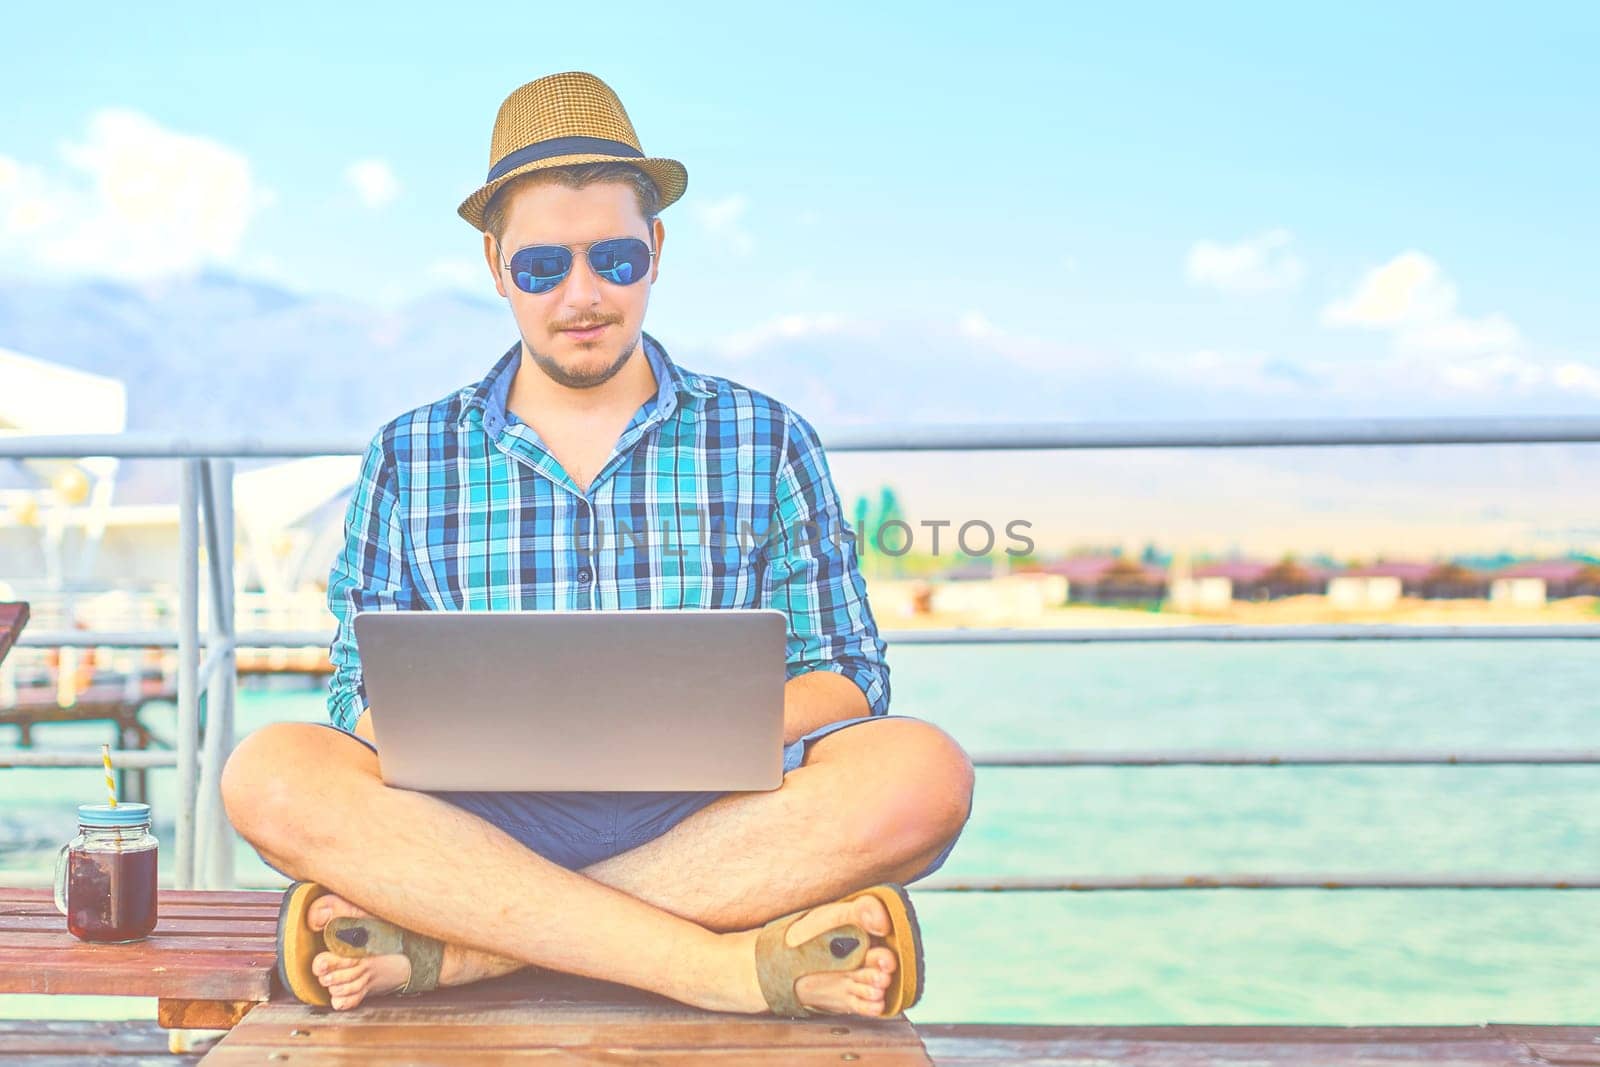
[8,1016,1600,1064]
[2,879,1599,1063]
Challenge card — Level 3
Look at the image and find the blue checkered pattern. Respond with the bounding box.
[325,331,890,733]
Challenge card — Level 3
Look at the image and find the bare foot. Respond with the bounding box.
[306,892,416,1010]
[719,893,900,1017]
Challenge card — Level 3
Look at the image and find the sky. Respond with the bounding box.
[3,2,1598,557]
[3,2,1596,374]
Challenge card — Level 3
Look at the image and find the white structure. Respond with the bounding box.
[234,456,363,595]
[1168,576,1233,613]
[928,573,1069,622]
[1489,577,1547,608]
[0,347,127,586]
[1327,575,1403,611]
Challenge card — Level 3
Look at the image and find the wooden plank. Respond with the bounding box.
[0,602,27,668]
[0,931,275,952]
[0,1017,181,1053]
[202,1049,932,1064]
[158,998,259,1030]
[0,950,275,999]
[202,966,933,1064]
[216,1008,924,1048]
[915,1023,1552,1065]
[1492,1024,1600,1065]
[3,914,277,935]
[0,1017,212,1063]
[0,887,281,909]
[1,900,279,922]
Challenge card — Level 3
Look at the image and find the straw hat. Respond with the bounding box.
[456,71,687,232]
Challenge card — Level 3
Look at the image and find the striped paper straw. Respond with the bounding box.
[103,742,117,808]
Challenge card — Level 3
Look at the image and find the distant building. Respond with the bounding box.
[1338,561,1488,600]
[1168,575,1234,613]
[1418,562,1489,599]
[1493,560,1600,599]
[1029,555,1165,606]
[1194,559,1329,601]
[926,573,1069,621]
[1327,575,1403,610]
[1488,577,1546,608]
[1340,562,1436,597]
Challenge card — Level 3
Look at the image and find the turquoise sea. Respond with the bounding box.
[2,641,1597,1025]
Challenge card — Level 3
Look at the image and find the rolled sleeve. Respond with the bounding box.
[326,430,416,734]
[758,411,891,716]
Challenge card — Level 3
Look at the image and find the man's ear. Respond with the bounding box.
[485,233,508,298]
[650,218,665,284]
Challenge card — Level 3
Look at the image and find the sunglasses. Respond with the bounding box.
[497,236,655,295]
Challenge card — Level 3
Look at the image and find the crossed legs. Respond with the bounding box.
[220,715,974,1015]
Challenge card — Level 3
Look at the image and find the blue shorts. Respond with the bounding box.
[263,713,965,886]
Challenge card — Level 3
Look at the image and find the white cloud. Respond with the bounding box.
[345,159,400,209]
[1186,228,1304,293]
[955,310,1066,370]
[691,194,753,255]
[0,108,273,281]
[1321,250,1520,356]
[425,256,491,295]
[712,311,853,359]
[1317,251,1600,398]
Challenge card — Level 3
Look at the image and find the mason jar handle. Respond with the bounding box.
[53,842,70,916]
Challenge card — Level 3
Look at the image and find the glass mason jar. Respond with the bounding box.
[53,802,159,943]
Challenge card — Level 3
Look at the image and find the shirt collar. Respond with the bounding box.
[457,330,714,432]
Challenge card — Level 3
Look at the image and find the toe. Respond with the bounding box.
[849,975,886,1002]
[326,972,368,998]
[313,951,362,980]
[330,989,365,1011]
[308,891,371,931]
[865,945,897,975]
[853,894,892,938]
[848,989,887,1016]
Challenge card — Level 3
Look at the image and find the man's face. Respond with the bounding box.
[484,179,664,391]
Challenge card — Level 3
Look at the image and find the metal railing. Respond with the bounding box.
[1,414,1597,893]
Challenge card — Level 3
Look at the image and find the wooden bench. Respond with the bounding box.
[0,887,280,1033]
[0,602,27,667]
[202,964,935,1064]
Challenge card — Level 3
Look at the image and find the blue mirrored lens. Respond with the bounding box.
[509,246,572,293]
[588,238,652,286]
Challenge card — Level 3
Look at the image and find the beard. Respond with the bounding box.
[524,329,639,389]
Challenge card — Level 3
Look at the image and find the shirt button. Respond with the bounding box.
[578,568,593,583]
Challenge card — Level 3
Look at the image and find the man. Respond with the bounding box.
[221,71,974,1019]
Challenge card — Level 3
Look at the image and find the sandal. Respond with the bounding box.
[755,882,925,1018]
[275,880,446,1006]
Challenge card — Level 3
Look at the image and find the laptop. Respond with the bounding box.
[352,608,788,792]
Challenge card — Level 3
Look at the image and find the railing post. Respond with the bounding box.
[203,459,238,888]
[174,459,200,889]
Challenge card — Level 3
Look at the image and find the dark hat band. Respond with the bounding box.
[486,136,645,183]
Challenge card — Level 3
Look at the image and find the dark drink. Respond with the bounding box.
[66,846,158,942]
[55,802,160,943]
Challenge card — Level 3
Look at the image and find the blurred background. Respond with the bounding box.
[1,0,1597,1029]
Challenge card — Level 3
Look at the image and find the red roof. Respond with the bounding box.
[1343,562,1438,581]
[1193,561,1271,582]
[1192,560,1334,583]
[1495,560,1590,581]
[1034,556,1165,583]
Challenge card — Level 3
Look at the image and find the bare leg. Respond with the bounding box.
[224,717,972,1013]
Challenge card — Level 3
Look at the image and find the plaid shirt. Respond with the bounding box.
[325,331,890,733]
